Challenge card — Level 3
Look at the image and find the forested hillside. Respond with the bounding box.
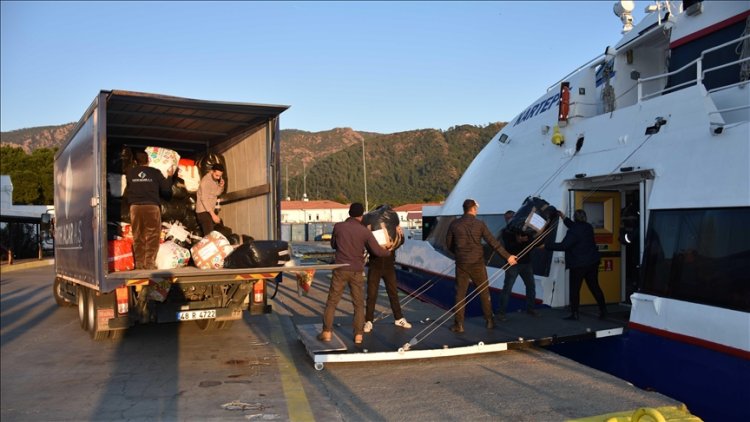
[1,122,506,206]
[286,123,505,205]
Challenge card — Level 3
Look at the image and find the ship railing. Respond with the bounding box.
[638,33,750,102]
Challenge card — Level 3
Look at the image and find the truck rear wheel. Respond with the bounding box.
[53,278,74,307]
[87,290,110,341]
[195,319,217,330]
[217,321,233,330]
[78,286,89,330]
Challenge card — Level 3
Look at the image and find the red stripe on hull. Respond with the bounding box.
[628,321,750,360]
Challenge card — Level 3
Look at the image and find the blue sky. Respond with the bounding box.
[1,1,645,134]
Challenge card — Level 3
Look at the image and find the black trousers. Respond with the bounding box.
[365,258,404,322]
[196,212,214,236]
[569,262,607,313]
[454,262,493,324]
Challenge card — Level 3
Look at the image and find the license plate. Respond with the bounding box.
[177,309,217,321]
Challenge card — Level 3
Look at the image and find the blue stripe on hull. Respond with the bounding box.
[396,267,536,318]
[546,329,750,421]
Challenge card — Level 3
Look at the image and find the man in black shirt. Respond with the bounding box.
[124,151,173,270]
[497,211,538,320]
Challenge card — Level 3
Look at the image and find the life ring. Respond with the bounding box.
[558,83,570,122]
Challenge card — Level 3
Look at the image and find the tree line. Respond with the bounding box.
[0,146,56,205]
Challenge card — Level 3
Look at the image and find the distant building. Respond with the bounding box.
[393,203,442,229]
[0,175,53,222]
[281,200,350,224]
[1,175,54,260]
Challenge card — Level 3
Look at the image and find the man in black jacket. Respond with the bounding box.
[546,209,607,320]
[124,150,173,270]
[497,211,538,320]
[446,199,517,333]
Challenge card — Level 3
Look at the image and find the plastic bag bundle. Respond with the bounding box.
[156,241,191,269]
[145,146,181,179]
[196,152,229,191]
[223,243,262,268]
[170,177,190,200]
[196,152,228,178]
[295,269,315,296]
[362,205,403,251]
[224,240,290,268]
[177,158,201,192]
[161,198,190,223]
[111,147,136,174]
[252,240,292,267]
[107,173,127,198]
[507,196,558,236]
[191,231,235,269]
[108,238,134,272]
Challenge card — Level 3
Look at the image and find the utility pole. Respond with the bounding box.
[285,164,290,201]
[302,161,308,201]
[361,138,368,211]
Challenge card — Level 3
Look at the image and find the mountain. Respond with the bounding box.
[0,123,76,153]
[1,122,506,206]
[286,123,505,205]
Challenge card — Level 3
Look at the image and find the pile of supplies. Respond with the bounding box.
[105,146,290,272]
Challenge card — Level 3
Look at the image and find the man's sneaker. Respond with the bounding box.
[394,318,412,329]
[526,309,540,317]
[363,321,373,333]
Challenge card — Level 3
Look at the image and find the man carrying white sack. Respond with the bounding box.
[196,163,225,236]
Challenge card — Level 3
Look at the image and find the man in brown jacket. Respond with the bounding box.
[446,199,517,333]
[318,203,390,345]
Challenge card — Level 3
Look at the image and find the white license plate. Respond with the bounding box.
[177,309,217,321]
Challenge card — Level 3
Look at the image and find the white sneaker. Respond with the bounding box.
[394,318,412,329]
[363,321,373,333]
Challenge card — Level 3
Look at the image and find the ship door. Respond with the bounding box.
[572,190,621,304]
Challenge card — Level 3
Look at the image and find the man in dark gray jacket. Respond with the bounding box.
[446,199,517,333]
[318,203,390,345]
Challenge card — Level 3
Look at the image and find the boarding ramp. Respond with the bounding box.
[295,305,626,371]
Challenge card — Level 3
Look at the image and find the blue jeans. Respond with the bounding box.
[498,263,536,314]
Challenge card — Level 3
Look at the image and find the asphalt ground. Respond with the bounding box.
[1,261,684,421]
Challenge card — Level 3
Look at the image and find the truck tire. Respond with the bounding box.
[53,278,74,307]
[195,319,217,330]
[216,320,234,330]
[87,290,110,341]
[78,286,89,330]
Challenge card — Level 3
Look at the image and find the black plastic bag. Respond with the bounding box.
[362,205,403,250]
[224,240,290,268]
[507,196,557,236]
[223,243,262,268]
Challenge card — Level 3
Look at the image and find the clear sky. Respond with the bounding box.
[1,1,646,134]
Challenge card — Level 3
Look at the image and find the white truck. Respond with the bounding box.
[52,90,336,339]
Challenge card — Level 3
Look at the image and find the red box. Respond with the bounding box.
[108,239,134,272]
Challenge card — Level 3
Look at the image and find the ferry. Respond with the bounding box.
[395,1,749,420]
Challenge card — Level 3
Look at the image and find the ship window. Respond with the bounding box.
[641,207,750,312]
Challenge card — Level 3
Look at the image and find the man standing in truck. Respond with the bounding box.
[196,163,225,236]
[125,150,173,270]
